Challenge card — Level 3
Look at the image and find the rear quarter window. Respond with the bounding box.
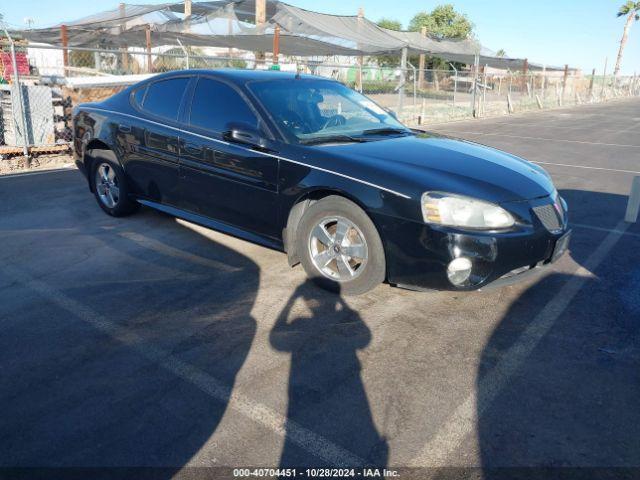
[141,77,189,121]
[131,85,147,108]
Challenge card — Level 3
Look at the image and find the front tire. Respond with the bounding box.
[89,150,138,217]
[296,196,386,295]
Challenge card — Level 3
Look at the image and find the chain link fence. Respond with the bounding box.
[2,42,639,159]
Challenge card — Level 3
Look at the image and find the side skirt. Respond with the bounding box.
[136,199,284,252]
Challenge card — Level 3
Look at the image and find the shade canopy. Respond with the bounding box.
[12,0,569,71]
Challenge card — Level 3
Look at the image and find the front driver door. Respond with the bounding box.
[178,76,280,239]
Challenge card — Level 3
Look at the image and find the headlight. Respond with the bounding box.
[421,192,515,229]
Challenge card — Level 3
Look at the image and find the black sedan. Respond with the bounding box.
[72,69,570,295]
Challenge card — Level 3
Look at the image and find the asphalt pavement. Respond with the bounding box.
[1,98,638,477]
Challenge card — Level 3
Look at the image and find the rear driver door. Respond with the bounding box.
[123,76,191,207]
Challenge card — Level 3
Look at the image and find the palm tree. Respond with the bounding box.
[614,1,640,76]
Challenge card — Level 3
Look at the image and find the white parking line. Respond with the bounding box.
[571,222,640,238]
[0,165,76,179]
[408,220,630,467]
[434,130,640,149]
[118,231,241,272]
[1,265,365,468]
[533,161,640,175]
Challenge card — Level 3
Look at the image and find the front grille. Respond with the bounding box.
[533,204,562,232]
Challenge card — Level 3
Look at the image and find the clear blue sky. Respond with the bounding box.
[1,0,638,74]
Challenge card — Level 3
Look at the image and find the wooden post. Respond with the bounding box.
[562,64,569,100]
[356,7,364,92]
[61,24,69,70]
[119,3,129,72]
[255,0,266,66]
[588,68,596,99]
[227,4,233,60]
[273,25,280,65]
[418,26,426,89]
[184,0,192,34]
[146,25,153,73]
[601,57,608,99]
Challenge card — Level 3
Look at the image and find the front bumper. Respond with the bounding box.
[373,197,570,291]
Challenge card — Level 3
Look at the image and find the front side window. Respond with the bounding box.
[248,79,409,143]
[189,77,259,133]
[142,77,189,121]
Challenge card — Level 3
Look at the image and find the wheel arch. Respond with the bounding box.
[283,187,385,270]
[84,140,120,192]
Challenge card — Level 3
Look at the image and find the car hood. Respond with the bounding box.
[313,133,555,203]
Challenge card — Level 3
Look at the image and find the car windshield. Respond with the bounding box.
[248,79,411,144]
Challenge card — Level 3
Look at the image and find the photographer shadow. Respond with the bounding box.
[270,280,388,468]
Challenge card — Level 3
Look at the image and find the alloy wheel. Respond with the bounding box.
[308,216,368,282]
[95,163,120,209]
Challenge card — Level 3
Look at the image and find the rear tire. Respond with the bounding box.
[296,196,385,295]
[89,150,138,217]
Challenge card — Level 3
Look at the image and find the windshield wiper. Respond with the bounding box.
[360,127,412,136]
[300,135,367,146]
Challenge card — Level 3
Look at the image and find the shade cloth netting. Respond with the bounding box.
[12,0,568,70]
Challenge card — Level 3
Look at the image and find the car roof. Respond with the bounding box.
[147,68,332,85]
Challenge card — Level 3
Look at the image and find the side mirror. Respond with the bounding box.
[386,109,398,120]
[224,122,269,150]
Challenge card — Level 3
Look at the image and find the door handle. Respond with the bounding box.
[118,124,131,133]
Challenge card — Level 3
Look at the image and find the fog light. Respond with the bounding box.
[447,257,472,286]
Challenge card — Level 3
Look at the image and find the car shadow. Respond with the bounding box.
[269,280,388,468]
[0,172,260,478]
[476,189,640,477]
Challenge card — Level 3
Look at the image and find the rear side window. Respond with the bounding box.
[189,77,258,133]
[142,77,189,120]
[132,86,146,107]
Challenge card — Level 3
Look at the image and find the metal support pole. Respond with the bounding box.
[2,24,30,162]
[408,61,417,119]
[398,47,408,113]
[481,64,488,117]
[471,54,479,117]
[449,63,458,107]
[177,38,189,69]
[0,21,31,161]
[601,57,608,99]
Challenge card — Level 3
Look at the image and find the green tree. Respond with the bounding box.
[377,18,402,31]
[496,49,507,58]
[408,4,473,38]
[614,1,640,76]
[375,18,403,67]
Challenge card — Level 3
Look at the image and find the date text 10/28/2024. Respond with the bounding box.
[233,468,400,478]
